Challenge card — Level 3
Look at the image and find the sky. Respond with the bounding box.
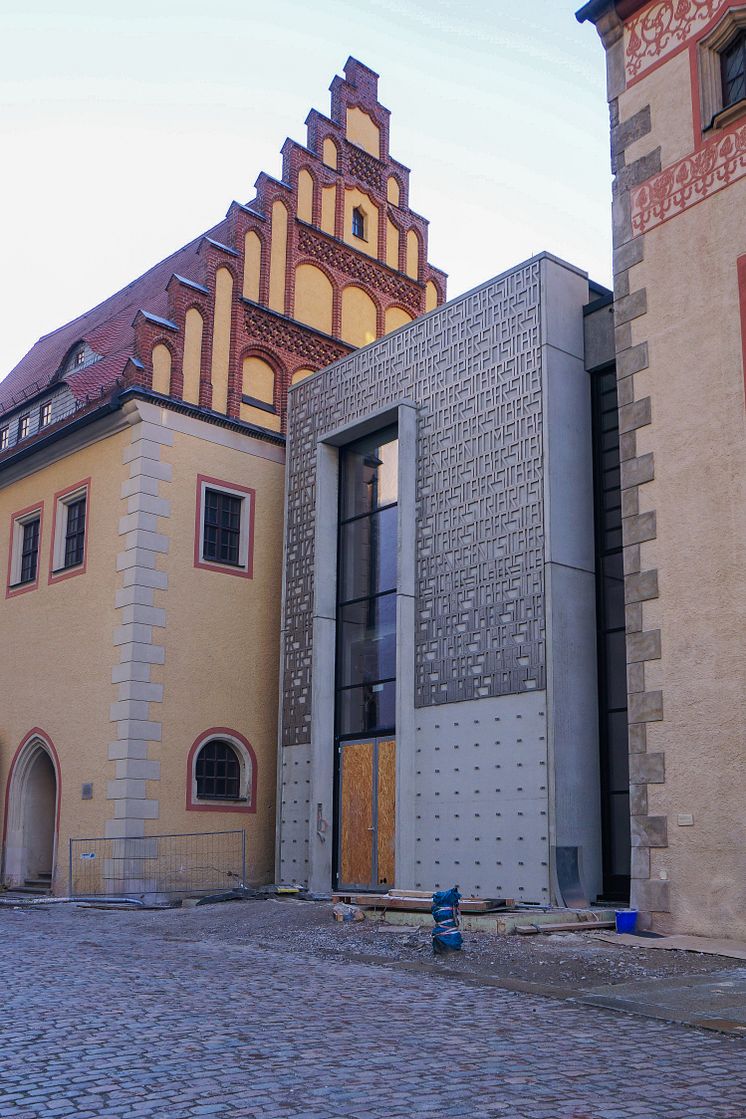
[0,0,611,378]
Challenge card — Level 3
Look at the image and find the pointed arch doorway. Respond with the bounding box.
[3,730,60,890]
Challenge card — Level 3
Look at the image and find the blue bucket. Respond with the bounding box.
[615,908,638,934]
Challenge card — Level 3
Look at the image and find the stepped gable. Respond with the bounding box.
[0,57,446,443]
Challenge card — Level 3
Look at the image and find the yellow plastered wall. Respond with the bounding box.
[386,176,400,205]
[0,430,130,891]
[386,219,399,270]
[321,186,336,236]
[346,106,380,158]
[268,201,288,314]
[322,137,338,169]
[294,263,333,335]
[426,280,438,312]
[406,229,420,280]
[210,268,233,414]
[152,426,286,883]
[292,368,315,385]
[384,306,412,334]
[182,308,204,405]
[341,286,377,346]
[152,344,172,395]
[343,188,379,260]
[243,231,261,302]
[297,169,314,223]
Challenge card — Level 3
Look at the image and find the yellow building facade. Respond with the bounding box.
[0,58,444,895]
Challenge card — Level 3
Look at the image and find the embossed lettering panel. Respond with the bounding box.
[282,261,545,747]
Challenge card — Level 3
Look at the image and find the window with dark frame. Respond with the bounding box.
[39,402,52,427]
[18,415,30,440]
[63,496,86,569]
[0,427,8,451]
[722,30,746,108]
[19,518,40,585]
[202,488,243,566]
[195,739,241,800]
[352,206,366,239]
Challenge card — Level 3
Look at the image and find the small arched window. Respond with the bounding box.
[352,206,366,240]
[188,730,256,812]
[196,739,241,800]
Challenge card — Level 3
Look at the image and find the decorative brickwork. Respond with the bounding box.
[1,57,446,448]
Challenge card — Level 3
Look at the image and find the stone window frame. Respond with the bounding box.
[699,6,746,132]
[186,727,257,814]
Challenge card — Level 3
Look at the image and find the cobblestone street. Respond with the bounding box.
[2,904,746,1119]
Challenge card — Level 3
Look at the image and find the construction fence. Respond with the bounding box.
[68,829,246,898]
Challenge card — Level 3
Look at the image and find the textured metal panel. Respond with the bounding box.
[282,261,545,748]
[278,743,311,885]
[412,692,550,902]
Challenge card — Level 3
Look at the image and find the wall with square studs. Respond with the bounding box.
[413,692,550,902]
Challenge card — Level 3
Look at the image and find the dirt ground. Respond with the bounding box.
[9,894,738,991]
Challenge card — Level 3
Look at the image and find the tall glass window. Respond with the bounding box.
[591,364,630,901]
[335,427,398,738]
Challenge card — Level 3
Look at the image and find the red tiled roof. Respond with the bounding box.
[0,216,228,415]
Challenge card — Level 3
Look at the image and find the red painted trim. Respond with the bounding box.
[48,477,91,585]
[738,255,746,407]
[2,727,63,855]
[624,1,731,90]
[5,500,44,598]
[185,727,258,814]
[193,474,255,579]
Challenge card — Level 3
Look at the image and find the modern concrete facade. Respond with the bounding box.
[578,0,746,934]
[278,254,613,904]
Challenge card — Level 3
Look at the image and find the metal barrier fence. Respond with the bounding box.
[68,830,246,898]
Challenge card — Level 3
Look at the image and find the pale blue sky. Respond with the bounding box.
[0,1,609,377]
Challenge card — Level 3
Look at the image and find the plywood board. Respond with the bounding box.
[339,741,374,887]
[376,738,396,888]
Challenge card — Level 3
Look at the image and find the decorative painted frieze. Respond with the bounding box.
[631,122,746,233]
[625,0,725,81]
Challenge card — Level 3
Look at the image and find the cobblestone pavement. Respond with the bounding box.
[2,907,746,1119]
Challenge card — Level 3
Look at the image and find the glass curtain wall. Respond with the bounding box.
[335,427,399,739]
[591,364,631,901]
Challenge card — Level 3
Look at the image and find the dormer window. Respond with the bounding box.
[722,30,746,109]
[18,415,30,440]
[39,402,52,428]
[74,348,85,367]
[352,207,366,240]
[0,426,8,451]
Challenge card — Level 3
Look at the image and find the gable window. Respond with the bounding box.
[50,480,89,582]
[18,415,30,440]
[7,502,44,595]
[352,206,366,240]
[187,728,257,812]
[722,30,746,109]
[0,426,8,451]
[39,402,52,428]
[700,11,746,130]
[195,475,254,578]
